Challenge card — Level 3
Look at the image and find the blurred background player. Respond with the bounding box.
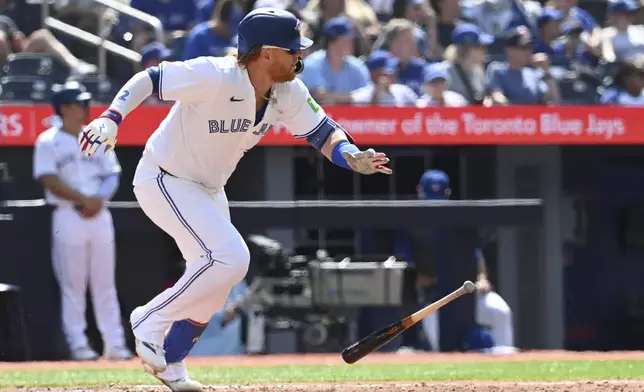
[32,81,133,361]
[467,248,517,354]
[414,169,451,353]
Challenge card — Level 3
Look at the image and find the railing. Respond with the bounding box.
[38,0,165,76]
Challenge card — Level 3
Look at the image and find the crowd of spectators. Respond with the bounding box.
[2,0,644,106]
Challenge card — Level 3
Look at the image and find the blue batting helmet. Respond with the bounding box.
[418,169,451,200]
[51,80,92,116]
[237,8,313,56]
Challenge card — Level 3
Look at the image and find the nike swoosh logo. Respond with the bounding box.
[230,97,244,102]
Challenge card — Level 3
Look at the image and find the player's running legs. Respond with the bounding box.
[129,159,249,388]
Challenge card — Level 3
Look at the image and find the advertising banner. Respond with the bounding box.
[0,104,638,146]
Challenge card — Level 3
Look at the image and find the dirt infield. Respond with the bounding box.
[10,381,644,392]
[2,351,644,392]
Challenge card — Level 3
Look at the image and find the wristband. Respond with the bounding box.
[331,140,360,171]
[100,109,123,126]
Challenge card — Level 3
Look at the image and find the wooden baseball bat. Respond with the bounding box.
[341,280,476,364]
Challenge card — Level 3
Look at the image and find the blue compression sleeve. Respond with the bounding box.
[164,319,208,363]
[331,140,360,171]
[147,66,160,95]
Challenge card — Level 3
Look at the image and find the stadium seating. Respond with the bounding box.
[3,53,69,84]
[0,76,53,103]
[68,75,121,103]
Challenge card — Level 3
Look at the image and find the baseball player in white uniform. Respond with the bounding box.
[78,8,392,391]
[32,81,133,361]
[474,249,516,352]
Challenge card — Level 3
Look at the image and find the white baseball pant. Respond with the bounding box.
[129,157,250,344]
[52,206,127,351]
[475,291,514,348]
[421,311,440,352]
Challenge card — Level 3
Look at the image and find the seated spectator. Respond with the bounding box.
[600,55,644,105]
[373,18,427,95]
[196,0,216,23]
[534,7,565,56]
[431,0,463,50]
[128,0,199,51]
[253,0,293,10]
[417,62,468,106]
[551,20,601,69]
[181,0,242,60]
[460,0,542,41]
[302,0,379,57]
[549,0,601,51]
[0,15,96,75]
[351,50,418,106]
[141,41,174,69]
[443,23,491,105]
[602,0,644,63]
[298,16,371,104]
[390,0,441,60]
[485,26,560,105]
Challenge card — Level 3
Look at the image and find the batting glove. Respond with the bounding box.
[79,114,119,157]
[342,148,392,175]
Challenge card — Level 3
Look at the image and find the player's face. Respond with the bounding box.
[267,48,302,83]
[62,102,90,126]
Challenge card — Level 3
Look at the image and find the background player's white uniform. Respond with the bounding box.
[129,55,328,344]
[475,290,516,351]
[33,127,128,355]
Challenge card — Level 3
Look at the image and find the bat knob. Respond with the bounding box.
[463,280,476,293]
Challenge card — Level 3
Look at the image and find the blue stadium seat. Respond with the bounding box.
[67,75,120,103]
[0,76,53,103]
[5,54,68,83]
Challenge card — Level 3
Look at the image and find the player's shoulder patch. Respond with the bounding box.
[271,77,323,117]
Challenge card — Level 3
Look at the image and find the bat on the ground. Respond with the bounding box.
[341,280,476,364]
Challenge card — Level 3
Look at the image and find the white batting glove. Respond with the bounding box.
[79,117,118,157]
[342,148,392,175]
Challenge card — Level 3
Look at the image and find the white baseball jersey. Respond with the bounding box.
[138,56,327,190]
[33,127,122,206]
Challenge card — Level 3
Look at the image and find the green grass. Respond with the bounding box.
[1,360,644,387]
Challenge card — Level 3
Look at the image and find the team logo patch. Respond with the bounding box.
[307,95,321,113]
